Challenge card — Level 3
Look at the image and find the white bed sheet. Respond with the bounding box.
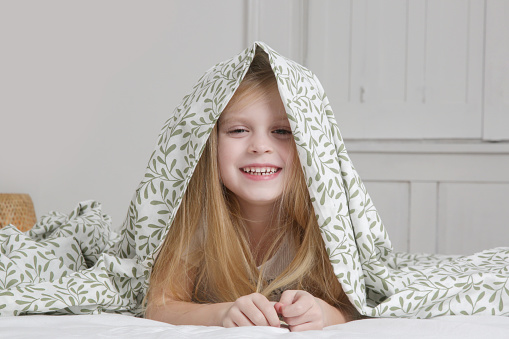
[2,314,508,339]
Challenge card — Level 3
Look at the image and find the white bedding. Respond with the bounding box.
[2,314,508,339]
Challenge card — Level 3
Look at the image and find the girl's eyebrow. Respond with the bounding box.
[218,116,240,126]
[220,116,290,126]
[273,117,291,124]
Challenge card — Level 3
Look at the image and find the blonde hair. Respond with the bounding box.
[148,48,359,319]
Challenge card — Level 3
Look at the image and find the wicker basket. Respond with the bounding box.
[0,194,37,232]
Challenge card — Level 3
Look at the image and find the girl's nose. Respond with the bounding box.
[248,134,273,154]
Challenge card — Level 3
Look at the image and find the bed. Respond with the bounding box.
[2,313,509,338]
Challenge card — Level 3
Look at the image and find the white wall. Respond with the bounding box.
[1,0,508,255]
[0,0,245,229]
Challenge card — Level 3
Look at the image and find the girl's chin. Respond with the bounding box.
[237,194,283,207]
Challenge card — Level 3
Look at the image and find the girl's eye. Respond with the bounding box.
[227,128,247,135]
[273,129,292,135]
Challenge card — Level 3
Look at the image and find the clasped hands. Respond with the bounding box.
[222,290,325,332]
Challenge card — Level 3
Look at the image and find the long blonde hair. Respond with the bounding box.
[148,48,358,319]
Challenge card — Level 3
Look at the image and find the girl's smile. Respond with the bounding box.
[240,164,282,180]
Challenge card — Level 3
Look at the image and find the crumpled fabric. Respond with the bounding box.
[1,42,508,317]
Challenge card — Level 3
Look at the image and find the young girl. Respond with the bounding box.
[145,48,359,331]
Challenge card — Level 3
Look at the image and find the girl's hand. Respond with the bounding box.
[222,293,281,328]
[275,290,325,331]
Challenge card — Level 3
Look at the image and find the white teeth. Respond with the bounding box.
[242,167,279,175]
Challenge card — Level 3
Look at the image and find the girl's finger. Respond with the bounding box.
[241,309,269,326]
[289,321,322,332]
[223,318,235,328]
[280,295,313,318]
[232,310,256,327]
[282,313,311,326]
[239,299,271,326]
[278,290,298,307]
[274,302,284,315]
[252,298,280,327]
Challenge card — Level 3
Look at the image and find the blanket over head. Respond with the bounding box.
[1,42,508,317]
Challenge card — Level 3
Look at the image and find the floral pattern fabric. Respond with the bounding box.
[1,42,508,317]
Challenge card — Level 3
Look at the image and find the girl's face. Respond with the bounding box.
[218,89,294,210]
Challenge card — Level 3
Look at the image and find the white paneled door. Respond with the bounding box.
[483,0,509,141]
[308,0,487,139]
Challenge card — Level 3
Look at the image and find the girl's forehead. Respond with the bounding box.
[220,90,287,122]
[220,103,288,126]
